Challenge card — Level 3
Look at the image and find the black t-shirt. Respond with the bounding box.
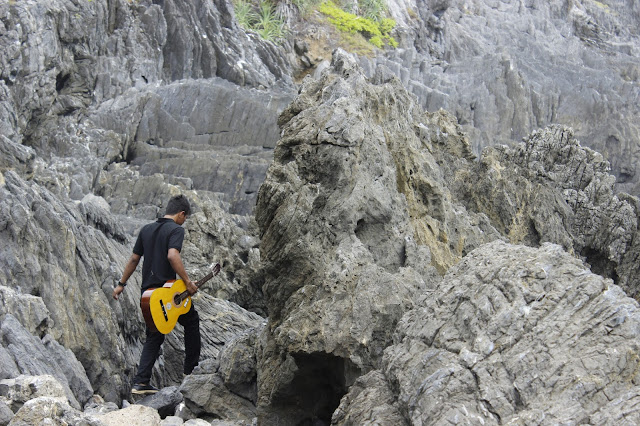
[133,218,185,291]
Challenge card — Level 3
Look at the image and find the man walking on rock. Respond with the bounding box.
[112,194,200,395]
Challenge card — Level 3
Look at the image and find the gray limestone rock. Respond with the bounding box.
[180,357,257,421]
[0,317,90,409]
[255,49,460,424]
[1,0,640,423]
[7,396,103,426]
[336,241,640,424]
[454,125,640,300]
[136,386,183,419]
[0,345,18,381]
[0,375,68,413]
[179,323,264,420]
[363,0,640,197]
[0,400,12,426]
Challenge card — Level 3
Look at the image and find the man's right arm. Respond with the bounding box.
[167,248,198,295]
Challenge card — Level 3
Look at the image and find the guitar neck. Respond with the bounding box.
[195,272,214,288]
[179,264,221,301]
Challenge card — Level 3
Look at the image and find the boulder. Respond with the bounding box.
[0,375,67,413]
[95,404,161,426]
[7,396,101,426]
[335,241,640,424]
[136,386,183,419]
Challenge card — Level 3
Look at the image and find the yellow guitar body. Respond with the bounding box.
[141,280,192,334]
[140,263,220,334]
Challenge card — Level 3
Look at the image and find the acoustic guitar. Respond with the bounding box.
[140,263,221,334]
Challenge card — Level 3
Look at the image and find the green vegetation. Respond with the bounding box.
[291,0,324,16]
[319,1,397,48]
[359,0,386,22]
[231,0,397,49]
[232,0,289,43]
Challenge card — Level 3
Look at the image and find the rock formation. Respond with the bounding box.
[252,48,640,424]
[2,0,640,424]
[334,241,640,424]
[366,0,640,195]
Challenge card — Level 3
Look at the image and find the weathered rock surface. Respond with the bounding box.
[95,404,161,426]
[2,0,640,424]
[135,386,183,419]
[454,125,640,298]
[253,49,640,424]
[254,49,504,423]
[334,241,640,425]
[7,396,102,426]
[366,0,640,196]
[180,324,265,421]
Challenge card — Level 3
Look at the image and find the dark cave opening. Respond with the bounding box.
[274,352,359,425]
[581,247,618,283]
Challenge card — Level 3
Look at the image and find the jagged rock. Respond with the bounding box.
[2,0,640,424]
[218,327,262,404]
[0,346,18,381]
[454,125,640,299]
[136,386,183,419]
[0,375,67,413]
[362,0,640,196]
[181,358,257,421]
[0,286,52,338]
[180,324,264,420]
[0,400,12,426]
[0,317,91,409]
[254,49,505,423]
[91,78,295,217]
[7,396,102,426]
[94,404,161,426]
[0,137,34,176]
[0,171,139,403]
[335,241,640,424]
[330,371,405,425]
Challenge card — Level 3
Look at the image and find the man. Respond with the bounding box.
[112,194,200,395]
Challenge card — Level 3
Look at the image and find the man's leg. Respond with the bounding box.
[132,327,165,385]
[178,305,201,375]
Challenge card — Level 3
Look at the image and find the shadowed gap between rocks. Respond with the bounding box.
[271,352,361,425]
[581,246,619,282]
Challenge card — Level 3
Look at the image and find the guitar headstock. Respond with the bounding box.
[195,263,222,287]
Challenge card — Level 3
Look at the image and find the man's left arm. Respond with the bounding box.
[112,253,141,300]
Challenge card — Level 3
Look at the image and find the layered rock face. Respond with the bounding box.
[365,0,640,195]
[2,0,640,424]
[335,241,640,424]
[254,49,640,424]
[0,0,282,413]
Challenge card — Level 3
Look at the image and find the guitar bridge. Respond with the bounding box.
[159,299,169,322]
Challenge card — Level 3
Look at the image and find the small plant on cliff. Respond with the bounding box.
[319,1,397,48]
[359,0,385,21]
[292,0,324,16]
[232,0,289,43]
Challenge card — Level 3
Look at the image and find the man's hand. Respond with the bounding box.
[112,285,125,300]
[185,279,198,296]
